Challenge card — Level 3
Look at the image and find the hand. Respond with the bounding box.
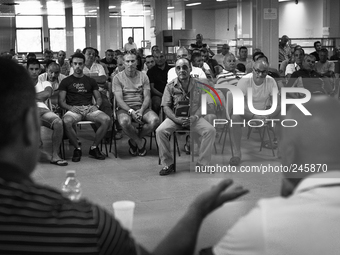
[176,117,190,128]
[189,115,199,125]
[89,105,99,113]
[135,109,144,120]
[188,179,248,219]
[131,110,143,124]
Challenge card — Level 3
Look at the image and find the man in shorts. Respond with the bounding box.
[59,53,110,162]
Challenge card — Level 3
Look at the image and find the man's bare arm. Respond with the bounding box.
[36,87,52,102]
[93,90,102,107]
[58,90,72,110]
[150,83,163,97]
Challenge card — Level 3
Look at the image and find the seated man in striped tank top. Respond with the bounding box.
[215,53,246,96]
[113,51,160,156]
[0,58,248,254]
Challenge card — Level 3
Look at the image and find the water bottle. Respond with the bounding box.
[61,170,82,201]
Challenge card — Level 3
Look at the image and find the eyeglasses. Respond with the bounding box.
[176,65,189,71]
[253,68,268,76]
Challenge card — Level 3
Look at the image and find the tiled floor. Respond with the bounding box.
[34,125,282,252]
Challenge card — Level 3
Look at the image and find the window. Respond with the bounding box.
[73,16,86,51]
[49,29,66,52]
[16,16,43,53]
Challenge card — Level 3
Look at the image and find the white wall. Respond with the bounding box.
[279,0,323,38]
[215,8,237,41]
[190,10,216,39]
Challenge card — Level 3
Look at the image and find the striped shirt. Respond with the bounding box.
[0,162,138,255]
[216,69,245,88]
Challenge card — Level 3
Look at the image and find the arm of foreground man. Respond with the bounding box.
[152,179,249,255]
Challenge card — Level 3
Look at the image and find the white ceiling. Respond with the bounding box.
[0,0,238,16]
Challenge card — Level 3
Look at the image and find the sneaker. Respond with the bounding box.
[89,147,105,160]
[159,164,175,176]
[72,148,82,162]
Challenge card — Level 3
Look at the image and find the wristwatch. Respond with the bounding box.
[128,109,134,115]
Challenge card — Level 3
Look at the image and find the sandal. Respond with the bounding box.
[262,140,278,150]
[138,138,147,156]
[184,135,190,154]
[229,156,241,166]
[128,139,138,156]
[50,159,68,166]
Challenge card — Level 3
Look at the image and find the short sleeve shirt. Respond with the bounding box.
[58,75,99,106]
[35,81,52,109]
[161,77,202,115]
[237,73,277,110]
[147,63,172,94]
[113,71,150,109]
[315,61,335,75]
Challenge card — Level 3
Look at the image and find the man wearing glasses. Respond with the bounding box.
[156,58,216,175]
[229,59,280,166]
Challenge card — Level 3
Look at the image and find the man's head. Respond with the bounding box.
[123,52,137,73]
[153,50,166,68]
[280,96,340,194]
[196,34,203,44]
[128,37,134,44]
[200,48,209,62]
[0,58,40,173]
[221,44,230,56]
[27,52,37,60]
[83,47,96,64]
[302,54,316,71]
[116,55,125,72]
[318,48,328,64]
[105,49,114,62]
[57,50,66,63]
[176,47,190,60]
[145,55,155,70]
[71,52,85,75]
[47,62,61,82]
[239,46,248,60]
[252,51,264,62]
[191,52,203,68]
[314,41,321,51]
[27,58,41,80]
[224,53,237,71]
[175,58,192,81]
[151,45,159,54]
[252,59,269,85]
[293,48,305,65]
[44,49,53,61]
[280,35,289,45]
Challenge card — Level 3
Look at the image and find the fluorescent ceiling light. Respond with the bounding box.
[167,6,174,9]
[109,6,116,9]
[216,0,228,1]
[186,2,201,6]
[89,9,97,12]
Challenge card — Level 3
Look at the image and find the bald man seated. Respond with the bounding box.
[203,95,340,255]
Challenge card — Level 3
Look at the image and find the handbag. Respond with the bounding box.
[175,100,190,117]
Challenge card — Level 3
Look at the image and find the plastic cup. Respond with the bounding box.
[112,201,135,231]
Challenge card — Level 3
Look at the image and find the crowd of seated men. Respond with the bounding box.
[2,34,337,173]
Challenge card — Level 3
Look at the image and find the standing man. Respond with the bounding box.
[59,53,110,162]
[213,44,230,67]
[27,58,67,166]
[123,37,137,52]
[101,49,117,79]
[310,41,322,61]
[113,52,159,156]
[190,33,215,57]
[147,50,172,114]
[156,58,216,175]
[278,35,290,62]
[56,50,70,76]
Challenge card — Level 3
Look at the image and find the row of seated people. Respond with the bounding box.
[30,43,336,171]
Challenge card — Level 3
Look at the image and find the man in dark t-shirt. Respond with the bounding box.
[59,53,110,162]
[147,50,172,114]
[100,49,117,79]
